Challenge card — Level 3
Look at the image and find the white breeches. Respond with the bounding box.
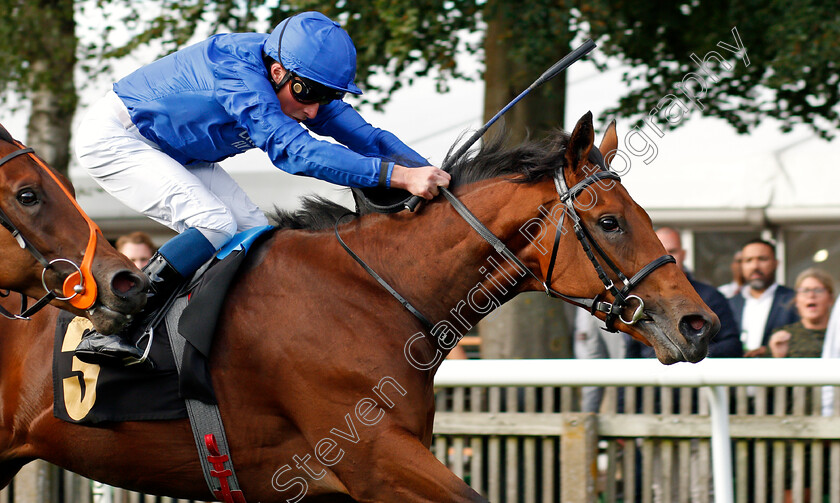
[75,91,269,249]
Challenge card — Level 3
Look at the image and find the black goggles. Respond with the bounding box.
[279,72,345,106]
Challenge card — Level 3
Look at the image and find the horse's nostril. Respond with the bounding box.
[689,317,705,332]
[111,270,146,297]
[679,314,708,339]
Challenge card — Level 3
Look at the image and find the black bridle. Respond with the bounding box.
[0,145,95,320]
[536,147,675,330]
[337,146,675,333]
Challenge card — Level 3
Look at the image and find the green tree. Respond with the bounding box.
[585,0,840,138]
[1,0,77,173]
[4,1,840,162]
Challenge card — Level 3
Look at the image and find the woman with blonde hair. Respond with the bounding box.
[769,267,835,358]
[769,269,834,501]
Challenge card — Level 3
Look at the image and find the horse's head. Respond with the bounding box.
[0,124,148,333]
[516,112,719,364]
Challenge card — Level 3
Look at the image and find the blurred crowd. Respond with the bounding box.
[567,228,837,503]
[571,229,838,413]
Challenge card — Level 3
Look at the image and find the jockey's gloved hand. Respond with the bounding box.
[390,165,450,200]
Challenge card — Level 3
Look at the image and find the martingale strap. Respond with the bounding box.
[334,213,434,332]
[0,291,55,321]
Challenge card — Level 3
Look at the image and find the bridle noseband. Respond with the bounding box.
[0,142,102,320]
[337,145,675,334]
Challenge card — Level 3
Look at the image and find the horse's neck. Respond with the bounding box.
[346,180,540,328]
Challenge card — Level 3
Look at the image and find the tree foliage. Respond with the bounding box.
[79,0,839,136]
[0,0,77,113]
[584,0,840,138]
[2,1,838,145]
[77,0,486,110]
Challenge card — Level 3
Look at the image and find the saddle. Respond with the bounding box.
[53,225,274,423]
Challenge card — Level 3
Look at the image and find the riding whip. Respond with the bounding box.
[404,38,597,212]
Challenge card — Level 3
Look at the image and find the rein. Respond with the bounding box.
[336,147,675,334]
[0,142,102,319]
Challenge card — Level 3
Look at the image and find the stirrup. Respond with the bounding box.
[74,330,155,369]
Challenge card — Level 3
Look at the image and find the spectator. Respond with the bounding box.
[821,298,840,416]
[115,231,157,269]
[573,307,626,413]
[625,227,743,360]
[767,268,834,502]
[769,268,835,358]
[728,239,799,357]
[718,250,744,298]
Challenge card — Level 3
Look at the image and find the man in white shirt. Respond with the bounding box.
[728,239,799,357]
[822,297,840,415]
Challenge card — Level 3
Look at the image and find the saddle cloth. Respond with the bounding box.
[52,310,185,423]
[52,226,272,424]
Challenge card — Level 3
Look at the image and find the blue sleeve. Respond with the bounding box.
[305,101,429,171]
[212,61,386,188]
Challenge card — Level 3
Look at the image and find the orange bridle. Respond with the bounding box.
[0,140,100,312]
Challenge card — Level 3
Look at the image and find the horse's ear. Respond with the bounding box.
[565,111,595,173]
[0,123,14,144]
[599,120,618,166]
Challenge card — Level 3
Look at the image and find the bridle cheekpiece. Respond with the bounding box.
[0,141,102,319]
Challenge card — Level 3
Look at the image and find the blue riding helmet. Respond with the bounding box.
[265,12,362,95]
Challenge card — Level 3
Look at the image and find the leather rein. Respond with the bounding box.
[0,142,102,320]
[336,146,675,333]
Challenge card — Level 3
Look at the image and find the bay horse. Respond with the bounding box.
[0,125,147,331]
[0,113,718,502]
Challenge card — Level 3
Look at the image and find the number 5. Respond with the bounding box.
[60,317,101,421]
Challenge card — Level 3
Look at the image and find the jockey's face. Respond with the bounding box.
[270,63,320,122]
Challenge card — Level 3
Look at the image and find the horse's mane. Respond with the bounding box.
[270,196,355,230]
[269,129,571,230]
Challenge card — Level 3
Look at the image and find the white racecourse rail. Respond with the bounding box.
[434,358,840,503]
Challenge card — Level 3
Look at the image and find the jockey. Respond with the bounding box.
[74,11,451,366]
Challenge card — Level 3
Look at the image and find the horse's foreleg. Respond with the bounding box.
[344,433,487,503]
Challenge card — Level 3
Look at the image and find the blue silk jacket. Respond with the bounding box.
[113,33,427,188]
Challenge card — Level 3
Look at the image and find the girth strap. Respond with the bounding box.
[166,295,247,503]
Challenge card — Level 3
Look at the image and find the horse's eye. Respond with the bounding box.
[17,189,39,206]
[599,216,620,232]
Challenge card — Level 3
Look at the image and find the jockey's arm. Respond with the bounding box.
[304,101,428,166]
[305,101,449,198]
